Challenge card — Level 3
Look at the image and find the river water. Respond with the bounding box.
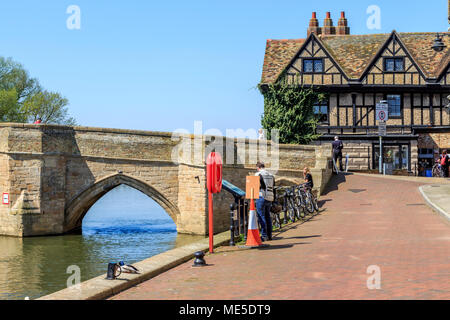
[0,185,205,300]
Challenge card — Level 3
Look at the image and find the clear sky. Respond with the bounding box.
[0,0,447,135]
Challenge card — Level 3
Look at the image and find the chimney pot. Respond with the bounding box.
[337,11,350,35]
[322,12,335,35]
[307,12,321,36]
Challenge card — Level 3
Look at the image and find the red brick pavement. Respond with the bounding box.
[111,174,450,300]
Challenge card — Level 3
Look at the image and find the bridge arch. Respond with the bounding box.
[64,173,180,234]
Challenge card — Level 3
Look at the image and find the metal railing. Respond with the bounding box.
[229,198,248,246]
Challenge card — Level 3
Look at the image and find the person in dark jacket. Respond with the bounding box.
[303,167,314,189]
[331,136,344,173]
[441,150,449,178]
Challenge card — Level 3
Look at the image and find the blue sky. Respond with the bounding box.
[0,0,447,135]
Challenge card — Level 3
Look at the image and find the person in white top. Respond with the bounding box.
[255,161,275,241]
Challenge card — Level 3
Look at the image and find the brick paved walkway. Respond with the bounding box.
[111,174,450,300]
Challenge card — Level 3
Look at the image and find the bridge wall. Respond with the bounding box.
[0,123,331,237]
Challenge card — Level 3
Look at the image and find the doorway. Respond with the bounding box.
[373,143,410,171]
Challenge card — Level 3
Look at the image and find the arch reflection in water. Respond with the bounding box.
[0,184,204,300]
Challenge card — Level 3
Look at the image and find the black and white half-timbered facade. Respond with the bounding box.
[261,11,450,173]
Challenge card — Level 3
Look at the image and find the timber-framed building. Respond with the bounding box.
[260,11,450,173]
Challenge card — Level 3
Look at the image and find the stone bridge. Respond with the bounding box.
[0,123,331,237]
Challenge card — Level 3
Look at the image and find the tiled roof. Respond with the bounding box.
[261,39,305,84]
[399,32,450,78]
[321,33,389,78]
[260,31,450,83]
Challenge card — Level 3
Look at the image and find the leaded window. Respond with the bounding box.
[387,94,401,117]
[303,59,323,73]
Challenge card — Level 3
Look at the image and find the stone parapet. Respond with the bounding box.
[0,123,332,237]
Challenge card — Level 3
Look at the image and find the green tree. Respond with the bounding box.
[22,91,76,125]
[259,83,326,144]
[0,88,24,122]
[0,57,76,125]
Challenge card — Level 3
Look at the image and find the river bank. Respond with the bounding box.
[38,231,230,300]
[0,185,204,300]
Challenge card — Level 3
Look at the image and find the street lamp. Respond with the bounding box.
[431,33,446,52]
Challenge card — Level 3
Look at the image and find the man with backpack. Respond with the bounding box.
[440,150,449,178]
[255,161,275,241]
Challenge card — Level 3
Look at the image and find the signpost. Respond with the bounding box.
[376,101,389,174]
[376,102,389,121]
[378,121,386,136]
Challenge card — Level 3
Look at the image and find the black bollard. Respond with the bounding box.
[230,202,237,246]
[106,262,121,280]
[192,251,206,267]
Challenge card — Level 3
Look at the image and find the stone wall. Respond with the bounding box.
[313,139,371,170]
[0,123,332,237]
[313,138,421,171]
[418,133,450,150]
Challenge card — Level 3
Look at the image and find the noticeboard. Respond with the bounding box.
[245,176,260,199]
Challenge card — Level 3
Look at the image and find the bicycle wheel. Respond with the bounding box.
[295,191,306,218]
[294,196,304,219]
[272,213,281,230]
[287,200,296,222]
[432,165,443,178]
[305,192,315,214]
[432,165,439,177]
[311,193,319,212]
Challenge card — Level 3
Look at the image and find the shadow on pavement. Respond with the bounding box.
[273,235,321,241]
[318,199,332,208]
[321,172,349,195]
[256,242,310,250]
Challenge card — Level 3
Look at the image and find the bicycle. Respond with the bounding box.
[285,186,300,223]
[293,185,307,219]
[299,183,319,213]
[270,201,282,230]
[432,161,444,177]
[274,186,296,224]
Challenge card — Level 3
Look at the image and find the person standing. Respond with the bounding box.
[441,150,449,178]
[258,128,265,140]
[255,162,275,241]
[33,117,42,124]
[331,136,344,173]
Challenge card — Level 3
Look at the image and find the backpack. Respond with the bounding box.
[441,155,448,166]
[257,170,275,202]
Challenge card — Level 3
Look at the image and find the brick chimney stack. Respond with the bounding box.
[336,11,350,35]
[307,12,321,36]
[322,12,335,35]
